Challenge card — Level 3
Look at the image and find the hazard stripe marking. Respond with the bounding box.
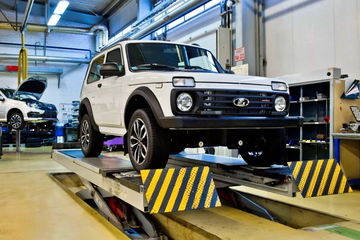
[140,167,221,213]
[288,159,352,198]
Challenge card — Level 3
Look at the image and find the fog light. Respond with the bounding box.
[177,93,193,112]
[274,96,287,112]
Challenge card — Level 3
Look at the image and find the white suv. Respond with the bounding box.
[79,40,303,170]
[0,76,57,129]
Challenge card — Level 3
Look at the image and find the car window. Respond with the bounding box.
[127,43,221,73]
[87,55,105,84]
[106,48,122,66]
[0,88,15,98]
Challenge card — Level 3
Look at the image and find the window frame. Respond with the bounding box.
[86,54,105,84]
[104,46,124,79]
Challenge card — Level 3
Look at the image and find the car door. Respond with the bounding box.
[0,92,7,120]
[84,54,105,125]
[99,47,126,128]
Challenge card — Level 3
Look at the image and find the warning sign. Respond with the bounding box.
[234,47,245,62]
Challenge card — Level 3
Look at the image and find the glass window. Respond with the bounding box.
[127,43,221,73]
[0,88,15,98]
[106,48,122,66]
[87,55,104,84]
[185,46,218,72]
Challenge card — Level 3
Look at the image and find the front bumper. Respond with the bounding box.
[158,116,303,129]
[26,110,58,122]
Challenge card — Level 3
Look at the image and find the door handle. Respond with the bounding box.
[97,83,102,88]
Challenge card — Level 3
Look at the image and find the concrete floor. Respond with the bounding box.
[0,148,359,240]
[0,148,124,240]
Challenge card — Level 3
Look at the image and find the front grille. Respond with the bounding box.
[199,90,276,116]
[42,112,57,118]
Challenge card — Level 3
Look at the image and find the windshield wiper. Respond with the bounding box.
[184,66,213,72]
[135,63,177,70]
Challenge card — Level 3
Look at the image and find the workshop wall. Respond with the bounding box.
[264,0,360,79]
[167,6,221,55]
[0,11,94,122]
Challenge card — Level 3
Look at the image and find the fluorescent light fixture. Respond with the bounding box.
[47,14,61,26]
[54,0,69,15]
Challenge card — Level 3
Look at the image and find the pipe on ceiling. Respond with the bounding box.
[0,54,90,64]
[128,0,208,40]
[21,0,35,33]
[0,22,91,34]
[0,22,109,51]
[90,24,109,51]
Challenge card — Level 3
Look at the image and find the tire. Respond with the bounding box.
[127,108,169,171]
[80,114,104,157]
[238,129,287,167]
[8,111,25,130]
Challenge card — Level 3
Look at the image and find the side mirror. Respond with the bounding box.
[0,95,5,101]
[225,69,235,74]
[100,62,125,77]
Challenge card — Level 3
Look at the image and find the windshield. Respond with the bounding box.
[13,91,38,101]
[127,43,222,73]
[0,88,15,98]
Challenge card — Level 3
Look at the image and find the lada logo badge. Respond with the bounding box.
[233,98,250,107]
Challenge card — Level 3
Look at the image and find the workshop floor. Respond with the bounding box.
[0,149,359,240]
[0,148,124,240]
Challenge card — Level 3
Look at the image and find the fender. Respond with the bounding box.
[79,98,100,132]
[125,87,165,127]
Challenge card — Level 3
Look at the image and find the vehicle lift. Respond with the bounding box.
[50,149,352,239]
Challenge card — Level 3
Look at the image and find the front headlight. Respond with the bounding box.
[274,96,287,112]
[27,102,40,108]
[173,77,195,87]
[177,93,193,112]
[272,82,287,91]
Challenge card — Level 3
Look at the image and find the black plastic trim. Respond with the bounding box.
[79,98,99,132]
[125,87,165,127]
[158,116,304,129]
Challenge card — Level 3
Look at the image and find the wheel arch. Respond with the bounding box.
[124,87,165,129]
[7,108,24,121]
[79,98,100,132]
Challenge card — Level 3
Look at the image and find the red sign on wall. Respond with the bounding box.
[234,47,245,62]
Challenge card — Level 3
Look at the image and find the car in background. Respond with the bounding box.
[0,76,58,130]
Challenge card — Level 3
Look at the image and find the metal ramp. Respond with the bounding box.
[169,153,297,197]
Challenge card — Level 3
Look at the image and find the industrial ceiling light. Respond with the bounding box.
[54,0,69,15]
[47,14,61,26]
[47,0,69,26]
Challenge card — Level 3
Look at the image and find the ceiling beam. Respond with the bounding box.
[101,0,123,16]
[0,0,103,26]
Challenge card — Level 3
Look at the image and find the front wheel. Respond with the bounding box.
[80,114,104,157]
[8,111,25,130]
[238,129,287,167]
[127,108,169,171]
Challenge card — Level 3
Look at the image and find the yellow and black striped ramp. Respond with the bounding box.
[287,159,353,198]
[140,166,221,214]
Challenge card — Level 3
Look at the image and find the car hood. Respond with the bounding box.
[129,71,281,87]
[14,76,47,100]
[22,98,57,111]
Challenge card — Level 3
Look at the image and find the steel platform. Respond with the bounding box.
[52,149,147,211]
[53,150,298,208]
[169,153,297,196]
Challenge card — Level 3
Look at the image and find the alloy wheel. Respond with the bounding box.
[130,118,148,165]
[81,119,90,150]
[10,114,22,129]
